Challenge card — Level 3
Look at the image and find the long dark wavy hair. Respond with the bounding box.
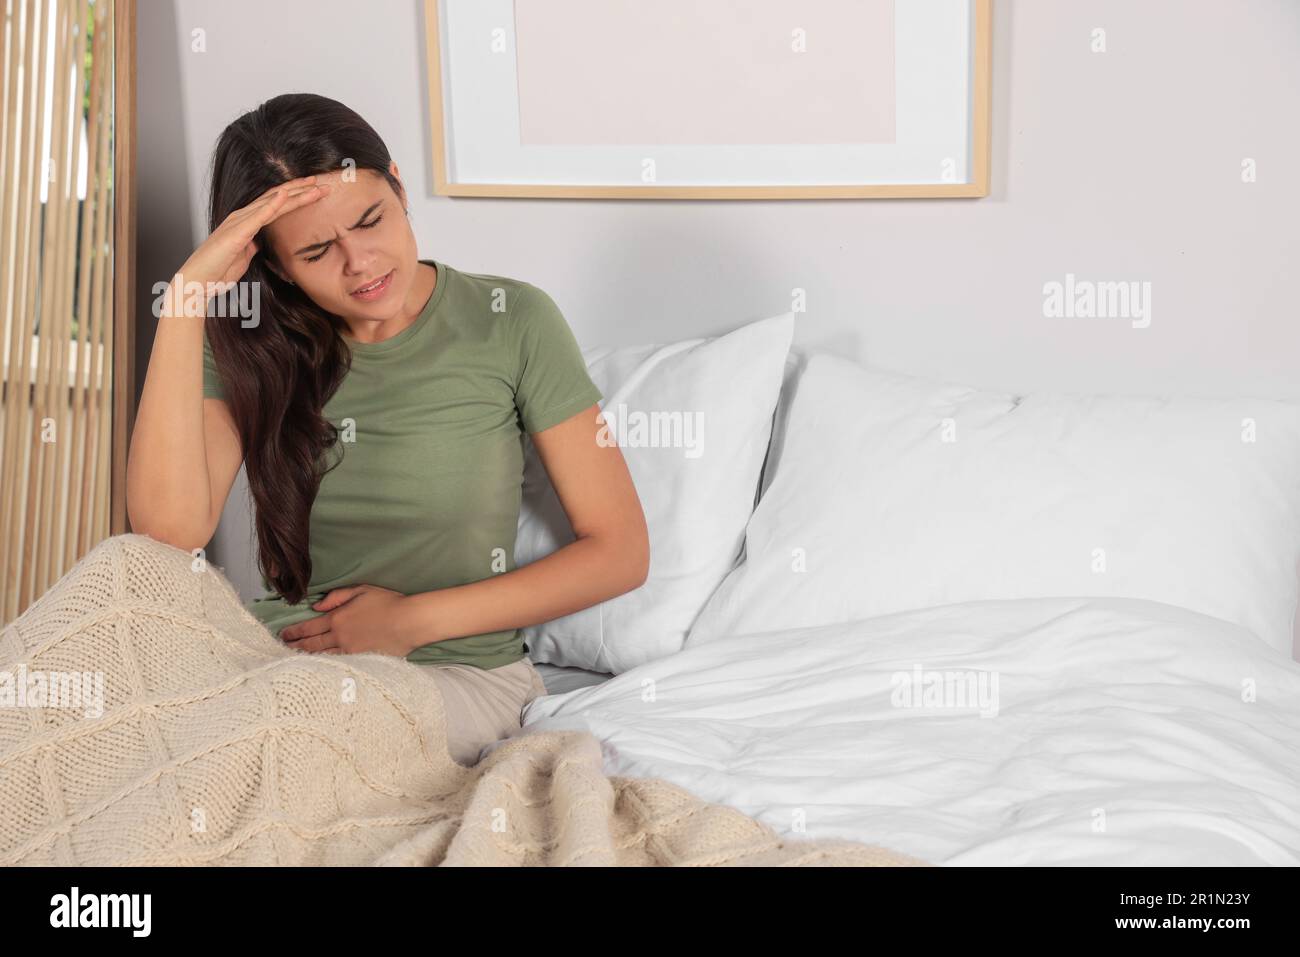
[205,93,405,604]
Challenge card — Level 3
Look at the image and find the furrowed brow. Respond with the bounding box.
[292,200,384,255]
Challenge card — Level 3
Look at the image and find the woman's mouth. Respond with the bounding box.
[350,269,394,301]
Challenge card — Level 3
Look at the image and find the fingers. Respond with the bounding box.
[260,174,323,201]
[253,182,331,224]
[290,632,339,654]
[219,184,330,259]
[242,177,319,213]
[265,182,331,207]
[229,178,331,230]
[313,586,363,612]
[279,615,331,642]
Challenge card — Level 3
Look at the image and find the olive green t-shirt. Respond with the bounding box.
[202,259,603,670]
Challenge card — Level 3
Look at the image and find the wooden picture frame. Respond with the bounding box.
[425,0,992,199]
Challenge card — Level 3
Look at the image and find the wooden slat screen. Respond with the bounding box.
[0,0,114,623]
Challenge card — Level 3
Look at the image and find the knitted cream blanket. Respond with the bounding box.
[0,534,924,866]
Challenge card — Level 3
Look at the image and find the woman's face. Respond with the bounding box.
[259,162,422,325]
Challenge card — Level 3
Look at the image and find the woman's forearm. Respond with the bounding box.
[400,533,649,647]
[125,274,214,547]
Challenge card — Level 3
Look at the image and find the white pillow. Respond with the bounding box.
[687,353,1300,657]
[516,312,795,672]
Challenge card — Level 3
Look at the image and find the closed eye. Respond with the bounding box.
[304,214,384,263]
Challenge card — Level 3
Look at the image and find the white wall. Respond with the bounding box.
[135,0,1300,597]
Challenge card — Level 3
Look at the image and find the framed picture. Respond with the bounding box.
[425,0,992,199]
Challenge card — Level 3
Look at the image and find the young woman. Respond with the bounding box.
[126,93,650,765]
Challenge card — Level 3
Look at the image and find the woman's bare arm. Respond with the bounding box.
[125,289,244,549]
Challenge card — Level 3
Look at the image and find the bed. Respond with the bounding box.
[522,596,1300,865]
[512,322,1300,867]
[532,662,613,696]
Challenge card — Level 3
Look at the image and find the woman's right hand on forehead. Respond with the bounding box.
[183,175,332,289]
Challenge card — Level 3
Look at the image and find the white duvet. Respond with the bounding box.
[519,597,1300,866]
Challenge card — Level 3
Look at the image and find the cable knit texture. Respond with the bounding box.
[0,534,926,867]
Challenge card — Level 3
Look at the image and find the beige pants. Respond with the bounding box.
[420,657,549,766]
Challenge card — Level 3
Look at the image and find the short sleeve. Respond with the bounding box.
[511,284,603,434]
[202,331,228,401]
